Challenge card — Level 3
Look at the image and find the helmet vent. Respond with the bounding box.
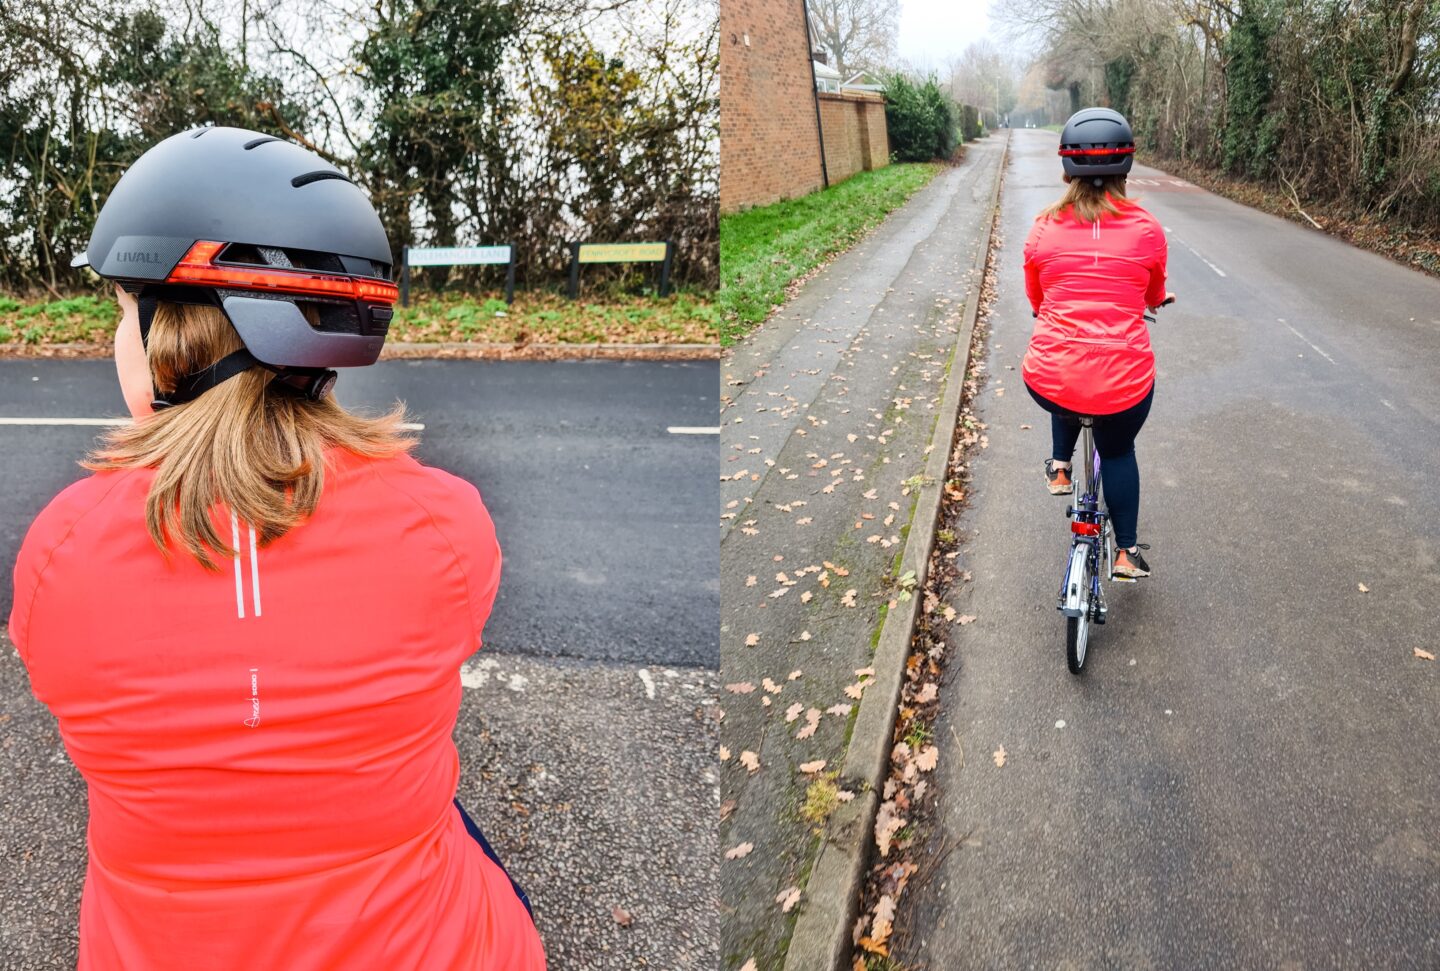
[291,171,353,188]
[244,136,282,150]
[189,127,210,139]
[219,243,349,275]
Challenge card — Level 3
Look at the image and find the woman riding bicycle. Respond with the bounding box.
[1022,107,1174,579]
[8,128,546,970]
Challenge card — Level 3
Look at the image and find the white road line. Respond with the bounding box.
[668,426,720,435]
[1179,240,1227,277]
[1277,318,1336,364]
[0,417,127,426]
[0,417,426,430]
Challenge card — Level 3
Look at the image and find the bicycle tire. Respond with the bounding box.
[1067,553,1091,674]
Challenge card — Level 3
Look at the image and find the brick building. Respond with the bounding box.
[721,0,890,213]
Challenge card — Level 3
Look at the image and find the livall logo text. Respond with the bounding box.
[116,252,161,264]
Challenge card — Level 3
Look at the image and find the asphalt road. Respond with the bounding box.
[0,358,718,667]
[898,129,1439,967]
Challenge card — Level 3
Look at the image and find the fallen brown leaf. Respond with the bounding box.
[795,709,822,739]
[871,894,897,944]
[725,842,754,860]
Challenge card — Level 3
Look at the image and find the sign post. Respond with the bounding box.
[399,244,517,306]
[567,241,674,299]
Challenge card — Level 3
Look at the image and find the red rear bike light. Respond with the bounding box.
[1058,146,1137,157]
[166,240,399,305]
[1071,520,1101,536]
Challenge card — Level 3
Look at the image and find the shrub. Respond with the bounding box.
[884,73,959,162]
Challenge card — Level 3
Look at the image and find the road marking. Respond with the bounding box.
[0,417,126,426]
[638,668,657,699]
[1179,240,1227,277]
[1277,319,1336,364]
[0,417,426,430]
[668,426,720,435]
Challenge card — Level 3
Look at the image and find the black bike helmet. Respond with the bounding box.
[73,125,396,407]
[1058,107,1135,185]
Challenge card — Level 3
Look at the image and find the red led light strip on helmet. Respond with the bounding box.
[166,240,399,305]
[1058,146,1137,157]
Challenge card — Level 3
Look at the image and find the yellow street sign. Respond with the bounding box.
[577,242,668,264]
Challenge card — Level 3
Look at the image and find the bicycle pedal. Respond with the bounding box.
[1109,574,1137,584]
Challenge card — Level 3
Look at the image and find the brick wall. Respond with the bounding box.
[817,91,890,186]
[720,0,824,212]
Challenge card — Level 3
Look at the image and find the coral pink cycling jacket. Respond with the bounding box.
[1021,198,1168,415]
[9,448,545,971]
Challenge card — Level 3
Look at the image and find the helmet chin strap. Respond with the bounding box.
[137,290,337,409]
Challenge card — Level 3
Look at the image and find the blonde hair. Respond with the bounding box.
[1040,173,1136,224]
[85,302,416,570]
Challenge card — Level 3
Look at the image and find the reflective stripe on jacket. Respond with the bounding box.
[1021,199,1168,415]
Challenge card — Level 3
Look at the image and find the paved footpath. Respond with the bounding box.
[0,360,718,969]
[718,136,1006,969]
[897,129,1439,967]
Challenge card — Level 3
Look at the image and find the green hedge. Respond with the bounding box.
[884,74,959,162]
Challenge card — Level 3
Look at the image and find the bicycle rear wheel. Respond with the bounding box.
[1066,550,1092,674]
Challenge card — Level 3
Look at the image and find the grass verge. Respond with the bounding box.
[0,290,719,347]
[719,162,943,345]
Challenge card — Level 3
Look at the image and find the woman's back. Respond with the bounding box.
[1023,202,1168,415]
[11,448,543,970]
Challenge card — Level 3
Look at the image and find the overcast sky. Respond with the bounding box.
[896,0,995,71]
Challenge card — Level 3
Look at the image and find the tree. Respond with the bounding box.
[946,40,1021,124]
[807,0,899,78]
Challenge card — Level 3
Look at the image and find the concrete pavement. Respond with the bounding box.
[718,136,1007,970]
[897,129,1439,968]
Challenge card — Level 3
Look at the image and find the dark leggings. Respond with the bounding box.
[454,799,535,922]
[1025,383,1154,550]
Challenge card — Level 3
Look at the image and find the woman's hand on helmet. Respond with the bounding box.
[114,282,138,317]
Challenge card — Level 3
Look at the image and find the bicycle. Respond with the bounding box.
[1055,298,1171,674]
